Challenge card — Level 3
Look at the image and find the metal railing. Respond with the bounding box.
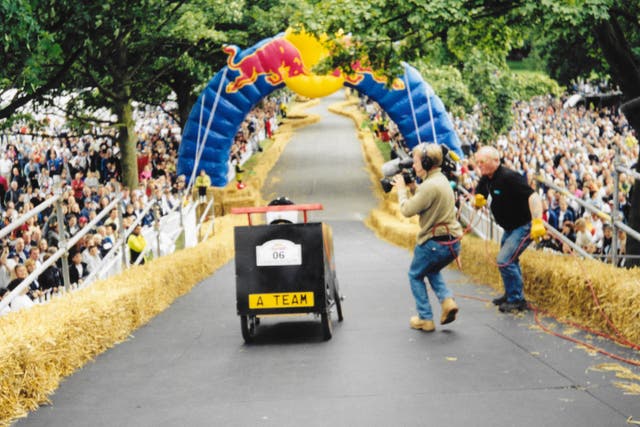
[0,190,212,313]
[456,167,640,266]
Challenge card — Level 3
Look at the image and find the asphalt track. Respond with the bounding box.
[18,92,639,426]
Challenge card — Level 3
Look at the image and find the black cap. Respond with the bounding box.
[268,196,294,206]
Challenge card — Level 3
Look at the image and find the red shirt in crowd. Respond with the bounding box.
[71,177,84,200]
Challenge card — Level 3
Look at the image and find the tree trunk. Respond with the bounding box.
[115,98,139,190]
[594,17,640,266]
[173,77,196,130]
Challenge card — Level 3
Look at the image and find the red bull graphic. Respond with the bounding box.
[178,32,462,187]
[343,60,406,91]
[223,38,307,93]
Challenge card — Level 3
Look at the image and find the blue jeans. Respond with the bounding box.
[497,224,532,303]
[408,239,461,320]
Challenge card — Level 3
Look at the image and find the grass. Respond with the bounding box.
[375,138,392,162]
[361,118,392,162]
[508,58,546,73]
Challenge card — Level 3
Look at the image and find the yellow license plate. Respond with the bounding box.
[248,292,314,309]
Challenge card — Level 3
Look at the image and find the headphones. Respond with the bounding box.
[421,151,434,171]
[420,144,443,171]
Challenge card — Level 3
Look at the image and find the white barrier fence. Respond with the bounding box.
[0,192,210,314]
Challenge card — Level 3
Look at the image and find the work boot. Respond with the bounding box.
[492,294,507,306]
[410,316,435,332]
[499,299,528,313]
[440,298,458,325]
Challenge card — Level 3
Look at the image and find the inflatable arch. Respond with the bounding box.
[177,31,463,186]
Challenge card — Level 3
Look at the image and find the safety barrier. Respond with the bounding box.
[0,190,212,314]
[456,169,640,267]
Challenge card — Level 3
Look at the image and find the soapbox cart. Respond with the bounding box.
[231,203,343,342]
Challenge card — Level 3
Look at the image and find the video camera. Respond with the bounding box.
[379,144,460,193]
[380,157,415,193]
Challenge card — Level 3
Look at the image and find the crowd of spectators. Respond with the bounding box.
[363,92,638,265]
[0,93,289,314]
[460,96,637,264]
[229,96,289,188]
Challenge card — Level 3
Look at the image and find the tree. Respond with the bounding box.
[0,0,86,125]
[2,0,249,189]
[302,0,640,264]
[132,0,246,129]
[152,0,316,129]
[2,0,314,190]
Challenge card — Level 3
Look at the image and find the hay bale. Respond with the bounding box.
[0,213,244,426]
[0,98,326,426]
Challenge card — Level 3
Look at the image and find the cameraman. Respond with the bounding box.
[393,143,462,332]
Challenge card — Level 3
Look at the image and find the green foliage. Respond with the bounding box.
[1,0,85,120]
[510,70,563,100]
[413,62,477,117]
[447,17,523,66]
[375,138,392,162]
[462,51,515,142]
[538,30,609,86]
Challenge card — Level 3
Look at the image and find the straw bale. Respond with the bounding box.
[365,208,417,250]
[0,97,327,426]
[0,213,244,425]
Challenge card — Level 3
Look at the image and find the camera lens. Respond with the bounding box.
[380,178,393,193]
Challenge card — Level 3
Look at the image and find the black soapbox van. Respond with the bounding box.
[231,200,343,342]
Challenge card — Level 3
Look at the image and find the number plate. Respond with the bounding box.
[256,239,302,266]
[248,292,314,309]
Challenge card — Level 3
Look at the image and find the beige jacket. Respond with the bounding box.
[397,168,462,245]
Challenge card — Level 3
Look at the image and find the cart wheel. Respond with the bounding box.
[241,315,257,343]
[333,285,344,322]
[321,312,333,340]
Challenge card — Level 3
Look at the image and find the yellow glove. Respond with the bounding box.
[474,194,487,209]
[530,218,546,241]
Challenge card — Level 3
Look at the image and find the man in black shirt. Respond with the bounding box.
[473,146,545,312]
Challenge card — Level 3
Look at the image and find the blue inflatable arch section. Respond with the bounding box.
[177,34,463,187]
[344,64,463,158]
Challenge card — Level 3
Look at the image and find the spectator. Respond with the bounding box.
[23,157,41,188]
[82,240,102,274]
[0,173,8,207]
[548,196,576,231]
[0,246,11,289]
[574,218,595,254]
[68,250,88,286]
[195,169,211,202]
[24,259,43,299]
[617,229,628,267]
[6,264,36,311]
[38,168,53,193]
[71,172,85,203]
[26,247,41,270]
[9,237,29,264]
[5,181,22,207]
[0,89,288,304]
[10,166,26,189]
[127,224,146,265]
[38,252,63,293]
[0,153,13,181]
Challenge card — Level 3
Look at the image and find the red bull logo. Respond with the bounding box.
[223,37,307,93]
[343,60,406,91]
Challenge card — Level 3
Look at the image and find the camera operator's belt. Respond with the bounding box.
[430,235,455,242]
